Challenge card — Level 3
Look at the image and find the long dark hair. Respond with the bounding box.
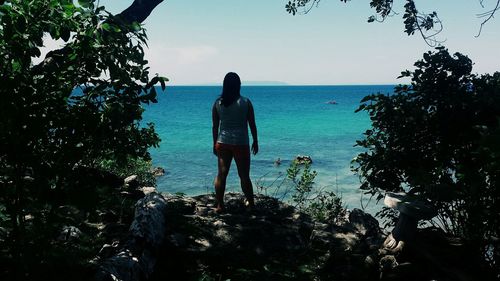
[220,72,241,107]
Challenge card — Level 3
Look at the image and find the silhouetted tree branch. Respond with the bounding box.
[33,0,164,74]
[286,0,498,46]
[115,0,164,25]
[476,0,500,37]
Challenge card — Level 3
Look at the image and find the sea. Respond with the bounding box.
[142,85,395,213]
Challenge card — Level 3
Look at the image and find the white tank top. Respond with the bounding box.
[215,96,250,145]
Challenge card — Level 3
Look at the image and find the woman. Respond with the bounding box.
[212,72,258,213]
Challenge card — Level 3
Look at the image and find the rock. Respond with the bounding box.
[294,155,313,165]
[96,250,141,281]
[58,226,82,242]
[380,233,405,255]
[120,190,146,201]
[379,255,398,271]
[129,192,168,249]
[139,186,157,195]
[383,192,406,209]
[151,193,381,281]
[397,200,436,220]
[383,192,437,249]
[151,167,165,177]
[384,192,436,220]
[194,238,211,249]
[97,192,167,281]
[124,175,139,189]
[98,241,120,259]
[349,208,380,237]
[364,255,376,267]
[93,191,487,281]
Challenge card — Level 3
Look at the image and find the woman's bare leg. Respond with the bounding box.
[235,152,254,207]
[214,149,233,212]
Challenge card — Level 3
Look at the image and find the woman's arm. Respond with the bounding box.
[248,101,258,155]
[212,102,219,156]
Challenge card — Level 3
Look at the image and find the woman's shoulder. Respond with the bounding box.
[213,97,222,105]
[240,96,251,103]
[213,98,222,111]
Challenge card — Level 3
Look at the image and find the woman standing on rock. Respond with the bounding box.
[212,72,258,213]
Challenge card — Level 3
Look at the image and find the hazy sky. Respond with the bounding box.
[99,0,500,85]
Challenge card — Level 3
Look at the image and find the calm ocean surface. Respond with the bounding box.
[143,85,394,212]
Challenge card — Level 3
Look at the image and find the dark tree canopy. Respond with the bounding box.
[352,48,500,276]
[0,0,165,280]
[286,0,500,46]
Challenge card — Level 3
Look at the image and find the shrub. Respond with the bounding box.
[0,1,166,279]
[286,161,346,224]
[352,47,500,275]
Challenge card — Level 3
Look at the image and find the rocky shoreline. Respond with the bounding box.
[95,188,386,281]
[95,186,487,281]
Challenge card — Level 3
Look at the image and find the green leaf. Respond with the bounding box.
[101,22,111,32]
[68,52,78,61]
[131,21,142,32]
[354,104,366,113]
[159,76,168,91]
[78,0,92,8]
[148,76,159,88]
[0,4,11,15]
[11,59,21,72]
[48,25,60,39]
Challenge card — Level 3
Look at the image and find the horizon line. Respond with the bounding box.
[163,83,400,87]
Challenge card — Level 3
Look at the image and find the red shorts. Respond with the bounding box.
[215,142,250,160]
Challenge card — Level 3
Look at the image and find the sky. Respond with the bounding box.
[97,0,500,85]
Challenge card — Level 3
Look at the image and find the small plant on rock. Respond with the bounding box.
[286,161,346,224]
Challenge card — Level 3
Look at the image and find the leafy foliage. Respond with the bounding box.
[0,0,166,279]
[352,47,500,275]
[286,0,348,15]
[286,161,346,224]
[98,156,156,186]
[287,161,317,210]
[286,0,446,46]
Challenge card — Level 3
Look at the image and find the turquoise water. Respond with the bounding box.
[143,85,394,211]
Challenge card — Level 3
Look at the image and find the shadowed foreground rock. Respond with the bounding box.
[151,193,383,281]
[96,192,167,281]
[94,190,495,281]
